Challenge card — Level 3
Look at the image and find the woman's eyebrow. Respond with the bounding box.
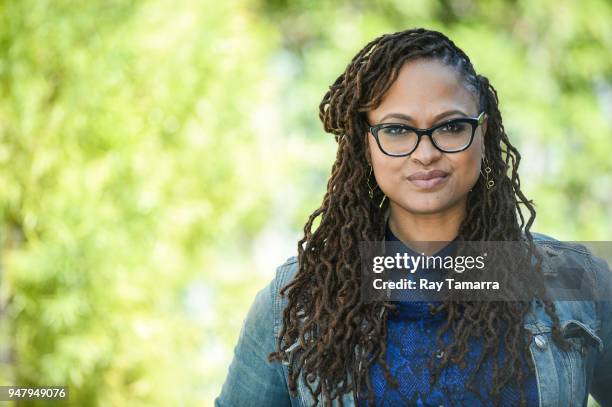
[380,109,468,123]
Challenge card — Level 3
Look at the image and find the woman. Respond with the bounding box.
[215,27,612,406]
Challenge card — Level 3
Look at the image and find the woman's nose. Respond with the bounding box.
[410,135,442,164]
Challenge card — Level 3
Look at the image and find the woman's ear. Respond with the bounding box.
[480,116,488,157]
[363,112,375,166]
[482,115,488,139]
[364,132,372,166]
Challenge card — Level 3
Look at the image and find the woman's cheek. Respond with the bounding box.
[377,166,405,197]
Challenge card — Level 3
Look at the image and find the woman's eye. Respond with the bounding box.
[440,122,467,133]
[384,126,408,136]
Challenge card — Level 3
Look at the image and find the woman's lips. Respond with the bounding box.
[407,170,450,189]
[409,175,449,189]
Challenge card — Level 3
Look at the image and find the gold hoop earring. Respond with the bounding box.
[367,165,378,198]
[379,195,387,208]
[481,156,495,190]
[367,165,387,207]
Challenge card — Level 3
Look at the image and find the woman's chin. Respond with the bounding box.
[392,194,459,215]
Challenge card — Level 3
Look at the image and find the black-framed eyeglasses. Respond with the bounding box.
[368,111,487,157]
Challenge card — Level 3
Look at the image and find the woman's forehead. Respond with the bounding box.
[367,59,478,126]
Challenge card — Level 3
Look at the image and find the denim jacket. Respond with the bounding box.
[215,232,612,406]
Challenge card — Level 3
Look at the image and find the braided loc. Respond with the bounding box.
[268,27,571,406]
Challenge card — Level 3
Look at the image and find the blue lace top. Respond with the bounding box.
[362,224,539,406]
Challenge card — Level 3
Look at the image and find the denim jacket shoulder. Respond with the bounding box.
[525,232,612,406]
[215,257,298,407]
[216,234,612,407]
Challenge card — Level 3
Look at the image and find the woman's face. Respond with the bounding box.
[366,59,487,215]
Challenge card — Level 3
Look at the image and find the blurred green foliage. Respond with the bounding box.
[0,0,609,406]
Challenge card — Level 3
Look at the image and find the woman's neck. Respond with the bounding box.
[387,200,465,255]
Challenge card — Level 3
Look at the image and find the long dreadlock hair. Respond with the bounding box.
[268,27,571,406]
